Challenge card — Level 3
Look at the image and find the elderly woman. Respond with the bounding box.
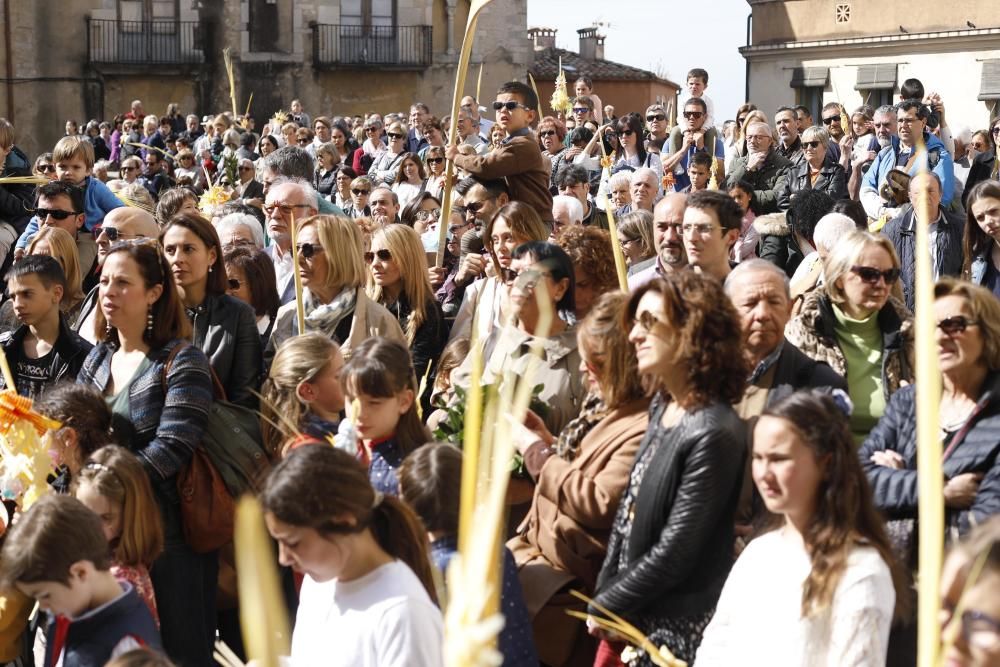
[609,170,632,214]
[508,292,650,667]
[785,230,913,441]
[590,272,747,666]
[555,225,619,322]
[861,279,1000,548]
[267,215,404,362]
[779,125,848,209]
[962,180,1000,294]
[368,121,407,186]
[538,116,569,193]
[313,141,340,198]
[617,209,656,276]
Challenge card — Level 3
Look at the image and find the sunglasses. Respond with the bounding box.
[538,130,557,138]
[227,278,242,290]
[387,132,404,140]
[35,208,80,220]
[365,126,380,132]
[646,114,666,122]
[683,111,704,120]
[426,157,444,164]
[351,188,370,196]
[937,315,978,336]
[297,138,310,144]
[465,199,492,214]
[95,226,139,242]
[492,101,529,112]
[296,242,324,259]
[448,220,472,234]
[619,129,634,137]
[635,310,668,333]
[822,116,841,125]
[179,156,194,161]
[801,140,822,149]
[502,267,548,289]
[122,166,138,172]
[572,107,590,114]
[37,164,56,173]
[365,248,392,263]
[415,208,441,221]
[850,265,900,285]
[992,127,1000,136]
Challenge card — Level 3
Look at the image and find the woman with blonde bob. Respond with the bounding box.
[365,224,445,382]
[785,230,913,441]
[617,209,656,272]
[27,226,86,325]
[267,215,404,361]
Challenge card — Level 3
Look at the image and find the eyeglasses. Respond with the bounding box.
[263,203,313,216]
[619,129,634,137]
[448,220,472,234]
[801,140,822,149]
[572,107,590,115]
[492,101,530,112]
[95,226,139,242]
[683,111,704,120]
[227,278,242,290]
[646,114,666,122]
[822,116,841,125]
[465,199,493,214]
[635,310,668,333]
[850,265,900,285]
[296,243,324,259]
[387,132,404,140]
[936,315,979,336]
[364,248,392,263]
[620,237,637,248]
[122,166,138,172]
[681,222,721,236]
[37,164,56,173]
[415,208,441,221]
[897,116,920,126]
[35,208,80,220]
[502,268,549,290]
[538,130,557,138]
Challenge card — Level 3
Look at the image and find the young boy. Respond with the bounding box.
[15,136,123,253]
[0,494,161,666]
[683,151,715,193]
[686,67,715,129]
[446,81,554,225]
[0,255,93,398]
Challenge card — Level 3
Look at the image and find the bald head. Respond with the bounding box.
[96,206,160,263]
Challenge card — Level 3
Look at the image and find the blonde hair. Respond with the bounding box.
[801,125,830,145]
[261,333,342,457]
[27,227,85,309]
[53,136,95,169]
[112,181,156,215]
[935,278,1000,371]
[297,215,367,291]
[0,118,13,149]
[366,224,434,344]
[824,230,900,305]
[75,446,164,568]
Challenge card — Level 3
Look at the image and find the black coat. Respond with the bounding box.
[963,151,997,206]
[767,339,847,404]
[0,314,93,396]
[592,396,746,620]
[777,155,848,210]
[859,374,1000,537]
[187,293,263,408]
[882,204,965,312]
[0,146,34,236]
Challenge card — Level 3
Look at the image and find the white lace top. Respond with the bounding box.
[695,529,895,667]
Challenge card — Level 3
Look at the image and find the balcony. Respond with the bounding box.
[312,24,432,70]
[87,18,207,67]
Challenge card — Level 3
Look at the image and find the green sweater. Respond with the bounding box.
[833,303,885,442]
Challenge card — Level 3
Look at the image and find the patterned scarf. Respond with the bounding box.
[553,391,608,461]
[302,287,357,338]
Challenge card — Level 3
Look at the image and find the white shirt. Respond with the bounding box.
[290,561,443,667]
[695,530,895,667]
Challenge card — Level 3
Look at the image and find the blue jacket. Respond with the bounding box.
[16,176,124,249]
[862,131,954,207]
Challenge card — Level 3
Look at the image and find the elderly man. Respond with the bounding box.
[628,193,688,289]
[460,95,493,139]
[629,167,659,212]
[457,106,489,156]
[259,147,344,215]
[551,194,584,240]
[236,158,264,200]
[369,186,401,226]
[74,206,160,343]
[556,164,607,228]
[265,179,319,305]
[726,121,791,216]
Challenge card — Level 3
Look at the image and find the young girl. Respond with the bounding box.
[391,152,426,210]
[261,445,442,666]
[35,382,115,491]
[728,179,759,263]
[74,445,165,625]
[260,333,346,457]
[341,337,431,496]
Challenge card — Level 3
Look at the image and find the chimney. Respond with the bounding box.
[528,27,557,51]
[577,26,605,61]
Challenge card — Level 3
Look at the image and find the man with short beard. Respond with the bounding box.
[847,105,895,199]
[628,193,688,289]
[774,107,802,163]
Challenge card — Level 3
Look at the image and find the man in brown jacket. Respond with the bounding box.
[447,81,554,225]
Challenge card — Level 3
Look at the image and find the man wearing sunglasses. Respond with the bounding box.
[446,81,553,225]
[663,98,725,192]
[645,104,669,144]
[32,181,98,287]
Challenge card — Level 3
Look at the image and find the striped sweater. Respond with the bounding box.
[77,339,213,481]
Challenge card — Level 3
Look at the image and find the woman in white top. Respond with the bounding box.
[262,445,443,667]
[612,113,663,185]
[696,390,906,667]
[391,152,426,211]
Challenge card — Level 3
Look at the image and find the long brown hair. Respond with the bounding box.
[761,391,908,620]
[94,241,191,348]
[160,211,227,296]
[261,444,437,602]
[962,180,1000,279]
[579,292,646,408]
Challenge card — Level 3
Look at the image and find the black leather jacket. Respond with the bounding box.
[0,313,93,395]
[778,154,848,210]
[591,395,746,621]
[187,293,262,408]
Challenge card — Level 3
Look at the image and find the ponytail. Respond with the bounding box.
[370,495,438,603]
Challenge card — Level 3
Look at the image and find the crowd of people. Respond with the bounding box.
[0,65,998,667]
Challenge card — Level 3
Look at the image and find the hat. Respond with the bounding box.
[201,115,213,125]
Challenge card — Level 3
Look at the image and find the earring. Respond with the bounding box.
[146,306,154,338]
[208,266,213,273]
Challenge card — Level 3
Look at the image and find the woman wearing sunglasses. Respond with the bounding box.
[160,212,263,408]
[423,146,447,201]
[365,224,445,401]
[861,278,1000,555]
[536,116,568,193]
[778,125,848,210]
[368,121,408,186]
[588,272,747,666]
[268,215,404,362]
[612,112,662,185]
[224,245,280,347]
[785,230,913,442]
[962,119,1000,200]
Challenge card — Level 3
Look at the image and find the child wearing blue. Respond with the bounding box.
[400,442,539,667]
[0,494,162,667]
[15,135,123,252]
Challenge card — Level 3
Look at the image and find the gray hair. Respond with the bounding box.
[813,213,860,253]
[874,105,896,118]
[632,167,658,186]
[262,146,315,181]
[268,176,320,212]
[552,194,584,223]
[801,125,830,145]
[609,171,633,190]
[724,258,790,300]
[215,213,265,249]
[371,185,398,206]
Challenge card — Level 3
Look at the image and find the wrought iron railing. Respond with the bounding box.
[87,19,207,65]
[312,23,432,68]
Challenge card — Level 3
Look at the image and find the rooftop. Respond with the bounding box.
[528,46,679,87]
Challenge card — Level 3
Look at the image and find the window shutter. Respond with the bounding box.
[979,60,1000,101]
[790,67,829,88]
[855,64,897,90]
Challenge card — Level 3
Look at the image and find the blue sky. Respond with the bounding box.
[526,0,751,123]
